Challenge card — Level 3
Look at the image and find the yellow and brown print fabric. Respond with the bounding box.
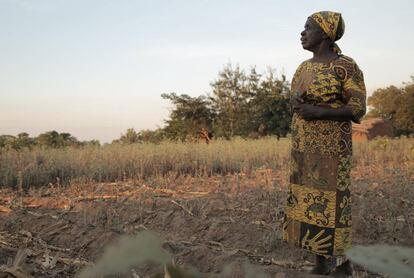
[310,11,345,54]
[283,55,366,257]
[310,11,344,42]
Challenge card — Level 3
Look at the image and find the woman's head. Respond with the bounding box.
[301,11,345,53]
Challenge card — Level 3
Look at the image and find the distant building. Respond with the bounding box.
[352,118,394,142]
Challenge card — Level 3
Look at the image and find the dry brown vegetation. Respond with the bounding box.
[0,137,413,277]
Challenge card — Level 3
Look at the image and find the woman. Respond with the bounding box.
[283,11,366,277]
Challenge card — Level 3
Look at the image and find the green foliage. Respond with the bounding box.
[210,64,254,138]
[209,64,290,139]
[114,128,166,144]
[347,245,414,278]
[36,131,80,148]
[0,133,36,150]
[117,128,141,144]
[367,76,414,136]
[162,93,214,141]
[137,128,166,144]
[14,133,36,150]
[0,131,90,150]
[250,70,291,139]
[161,63,291,140]
[0,134,26,150]
[82,139,101,147]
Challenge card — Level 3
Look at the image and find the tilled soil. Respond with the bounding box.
[0,173,413,277]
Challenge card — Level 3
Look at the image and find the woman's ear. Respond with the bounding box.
[321,32,329,40]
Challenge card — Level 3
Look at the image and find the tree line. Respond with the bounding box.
[0,131,100,150]
[111,63,293,144]
[1,65,413,149]
[119,66,414,144]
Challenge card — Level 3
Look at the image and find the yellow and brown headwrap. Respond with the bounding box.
[310,11,345,54]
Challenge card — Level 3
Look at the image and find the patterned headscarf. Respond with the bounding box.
[310,11,345,54]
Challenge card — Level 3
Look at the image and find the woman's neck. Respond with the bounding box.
[310,41,338,63]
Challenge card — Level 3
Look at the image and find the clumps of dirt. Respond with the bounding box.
[0,174,413,277]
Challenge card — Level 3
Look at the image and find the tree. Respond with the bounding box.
[36,131,61,147]
[14,132,36,149]
[209,64,254,138]
[0,135,17,150]
[0,133,36,150]
[250,69,291,139]
[209,64,291,139]
[113,128,166,144]
[1,132,83,150]
[81,139,101,147]
[367,77,414,136]
[118,128,140,144]
[137,129,166,144]
[36,131,80,148]
[160,63,292,140]
[161,93,214,141]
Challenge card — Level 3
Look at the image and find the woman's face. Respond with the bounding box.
[300,17,325,51]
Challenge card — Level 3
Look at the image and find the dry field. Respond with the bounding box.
[0,137,413,277]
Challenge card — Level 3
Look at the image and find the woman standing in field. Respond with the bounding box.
[283,11,366,277]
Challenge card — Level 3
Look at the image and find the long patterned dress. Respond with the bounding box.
[283,55,366,259]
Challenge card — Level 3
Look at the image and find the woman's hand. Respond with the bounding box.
[293,103,323,120]
[291,95,323,120]
[291,95,305,107]
[293,100,354,121]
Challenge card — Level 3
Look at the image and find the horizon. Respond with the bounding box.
[1,0,413,143]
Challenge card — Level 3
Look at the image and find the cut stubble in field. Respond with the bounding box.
[0,137,413,277]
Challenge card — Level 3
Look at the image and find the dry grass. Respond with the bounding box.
[0,136,413,277]
[0,136,413,189]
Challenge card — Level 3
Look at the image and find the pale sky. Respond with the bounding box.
[1,0,413,143]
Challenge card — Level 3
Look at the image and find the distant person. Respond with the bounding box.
[283,11,366,277]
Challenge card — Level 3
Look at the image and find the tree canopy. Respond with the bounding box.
[367,76,414,136]
[161,93,214,141]
[161,63,291,141]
